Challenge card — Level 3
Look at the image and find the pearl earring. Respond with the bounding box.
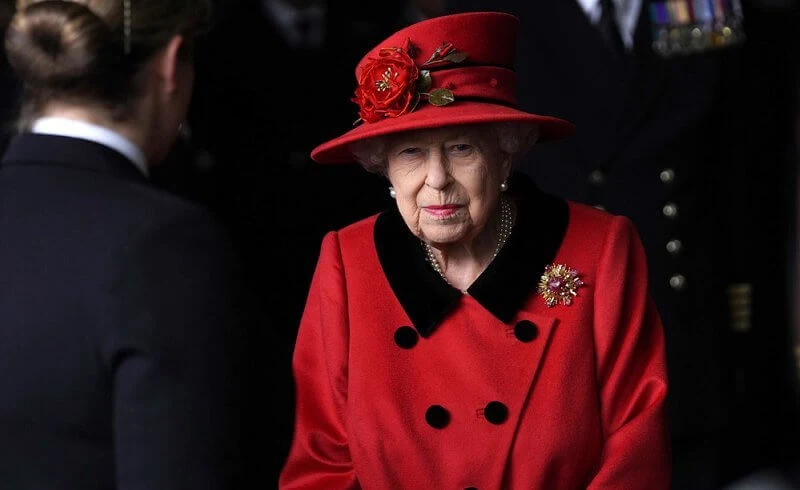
[500,181,508,192]
[389,187,397,199]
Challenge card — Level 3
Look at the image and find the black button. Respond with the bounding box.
[425,405,450,429]
[484,401,508,425]
[394,326,419,349]
[514,320,538,342]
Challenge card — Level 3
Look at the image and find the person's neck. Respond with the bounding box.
[430,198,512,292]
[41,104,152,164]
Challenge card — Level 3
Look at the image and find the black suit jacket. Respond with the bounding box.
[0,134,242,489]
[449,0,797,485]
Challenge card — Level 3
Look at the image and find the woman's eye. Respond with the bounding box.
[450,144,473,155]
[399,147,421,156]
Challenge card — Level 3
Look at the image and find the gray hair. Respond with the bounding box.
[348,122,540,175]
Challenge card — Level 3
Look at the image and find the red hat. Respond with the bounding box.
[311,11,575,164]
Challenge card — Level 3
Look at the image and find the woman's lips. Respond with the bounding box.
[423,204,463,217]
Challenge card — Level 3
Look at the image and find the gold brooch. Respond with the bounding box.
[538,264,584,307]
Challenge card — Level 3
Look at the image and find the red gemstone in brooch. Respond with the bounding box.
[538,264,584,307]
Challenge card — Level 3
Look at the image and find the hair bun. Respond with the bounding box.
[5,1,114,89]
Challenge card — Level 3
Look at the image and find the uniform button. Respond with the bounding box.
[484,401,508,425]
[589,169,605,185]
[670,274,687,291]
[593,204,606,211]
[666,239,683,255]
[514,320,538,342]
[393,326,419,349]
[662,202,678,219]
[425,405,450,429]
[659,168,675,184]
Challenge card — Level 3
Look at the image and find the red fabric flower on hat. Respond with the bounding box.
[353,48,420,123]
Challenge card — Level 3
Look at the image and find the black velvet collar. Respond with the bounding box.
[374,173,569,337]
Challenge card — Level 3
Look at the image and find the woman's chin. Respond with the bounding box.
[419,226,470,247]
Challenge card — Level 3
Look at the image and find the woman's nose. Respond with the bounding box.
[425,153,450,190]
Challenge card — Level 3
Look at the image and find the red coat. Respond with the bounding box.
[280,183,670,489]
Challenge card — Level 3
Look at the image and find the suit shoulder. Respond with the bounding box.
[102,180,227,242]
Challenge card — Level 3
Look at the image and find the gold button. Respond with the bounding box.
[666,239,682,254]
[663,202,678,218]
[660,169,675,184]
[670,274,687,291]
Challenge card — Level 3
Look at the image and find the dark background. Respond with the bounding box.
[0,0,797,488]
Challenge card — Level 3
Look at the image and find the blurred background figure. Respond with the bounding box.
[444,0,799,488]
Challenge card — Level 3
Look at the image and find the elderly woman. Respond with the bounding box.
[280,12,670,489]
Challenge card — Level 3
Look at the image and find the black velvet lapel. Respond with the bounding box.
[374,205,462,338]
[373,172,569,337]
[467,174,569,323]
[1,133,148,184]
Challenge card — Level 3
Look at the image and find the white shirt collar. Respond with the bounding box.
[574,0,642,49]
[262,0,325,49]
[575,0,601,15]
[31,117,149,177]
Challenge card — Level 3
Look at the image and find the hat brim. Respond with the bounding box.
[311,101,575,164]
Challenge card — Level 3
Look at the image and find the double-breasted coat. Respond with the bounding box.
[280,176,670,489]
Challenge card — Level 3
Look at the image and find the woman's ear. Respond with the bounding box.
[152,35,186,95]
[500,151,513,180]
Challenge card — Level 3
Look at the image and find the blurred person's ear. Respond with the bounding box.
[153,35,188,96]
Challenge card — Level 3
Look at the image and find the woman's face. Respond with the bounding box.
[385,126,511,247]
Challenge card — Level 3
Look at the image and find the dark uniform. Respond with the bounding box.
[446,0,798,487]
[0,134,243,489]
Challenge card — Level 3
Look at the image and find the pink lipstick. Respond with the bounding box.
[424,204,462,218]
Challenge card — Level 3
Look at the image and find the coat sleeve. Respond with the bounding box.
[106,206,244,490]
[587,216,671,489]
[279,231,359,489]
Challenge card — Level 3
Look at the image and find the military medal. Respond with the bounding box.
[650,0,745,57]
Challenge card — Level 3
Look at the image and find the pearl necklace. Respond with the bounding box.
[422,196,514,286]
